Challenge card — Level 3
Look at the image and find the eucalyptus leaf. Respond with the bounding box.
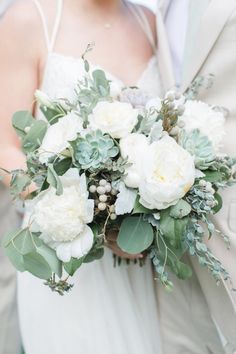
[160,210,188,249]
[64,257,84,276]
[23,252,52,280]
[13,229,35,255]
[5,244,25,272]
[54,158,72,176]
[212,193,223,214]
[83,248,104,263]
[117,216,154,254]
[170,200,191,219]
[10,173,31,196]
[47,164,63,196]
[22,120,48,153]
[37,243,62,277]
[158,238,192,280]
[40,106,62,125]
[92,70,110,96]
[12,111,34,138]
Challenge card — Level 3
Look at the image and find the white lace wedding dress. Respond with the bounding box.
[17,1,164,353]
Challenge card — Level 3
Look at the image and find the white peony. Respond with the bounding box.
[179,100,225,151]
[120,133,149,188]
[38,112,83,164]
[30,169,94,262]
[139,135,195,210]
[88,101,138,139]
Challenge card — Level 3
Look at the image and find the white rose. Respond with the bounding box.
[179,100,225,151]
[88,101,138,139]
[139,135,195,210]
[38,112,83,164]
[30,169,94,262]
[120,133,149,188]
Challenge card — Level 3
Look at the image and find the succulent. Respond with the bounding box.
[179,129,215,170]
[74,130,119,170]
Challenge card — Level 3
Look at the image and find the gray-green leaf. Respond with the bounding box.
[117,216,154,254]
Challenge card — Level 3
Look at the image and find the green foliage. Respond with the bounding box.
[117,216,154,254]
[40,106,64,125]
[10,171,31,197]
[64,257,84,276]
[132,197,152,214]
[179,129,215,170]
[54,158,72,176]
[160,209,189,249]
[47,164,63,195]
[22,120,48,153]
[74,130,119,170]
[2,228,62,280]
[203,170,222,183]
[212,193,222,214]
[169,199,191,219]
[12,111,34,138]
[92,70,110,97]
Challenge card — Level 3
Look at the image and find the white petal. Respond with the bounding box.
[70,226,94,259]
[56,243,72,263]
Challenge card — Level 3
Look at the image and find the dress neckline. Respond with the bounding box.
[42,51,157,88]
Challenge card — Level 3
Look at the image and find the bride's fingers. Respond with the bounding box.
[106,242,143,260]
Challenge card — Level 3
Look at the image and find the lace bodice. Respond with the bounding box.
[39,52,163,109]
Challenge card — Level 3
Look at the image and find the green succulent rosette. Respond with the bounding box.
[74,130,119,170]
[179,129,216,170]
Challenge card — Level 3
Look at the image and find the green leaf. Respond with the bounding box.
[203,170,222,183]
[170,200,191,219]
[212,193,223,214]
[37,243,62,277]
[12,111,34,139]
[132,197,152,214]
[23,252,52,280]
[22,120,48,153]
[10,173,31,196]
[64,257,84,276]
[13,229,35,255]
[40,106,62,125]
[83,248,104,263]
[5,243,25,272]
[160,210,188,249]
[158,238,192,280]
[117,216,154,254]
[2,229,23,248]
[92,70,110,97]
[54,158,72,176]
[47,164,63,195]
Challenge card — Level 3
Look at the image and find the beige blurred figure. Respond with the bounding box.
[156,0,236,353]
[0,3,21,354]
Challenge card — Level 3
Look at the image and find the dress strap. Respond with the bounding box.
[31,0,63,52]
[125,2,156,52]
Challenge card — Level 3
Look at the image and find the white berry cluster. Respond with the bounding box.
[89,179,118,220]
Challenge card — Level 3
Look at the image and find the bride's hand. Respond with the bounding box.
[105,230,143,261]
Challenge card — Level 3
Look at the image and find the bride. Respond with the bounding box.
[0,0,163,353]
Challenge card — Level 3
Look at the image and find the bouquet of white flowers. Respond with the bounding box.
[2,58,235,295]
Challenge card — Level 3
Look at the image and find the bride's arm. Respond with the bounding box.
[0,2,43,186]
